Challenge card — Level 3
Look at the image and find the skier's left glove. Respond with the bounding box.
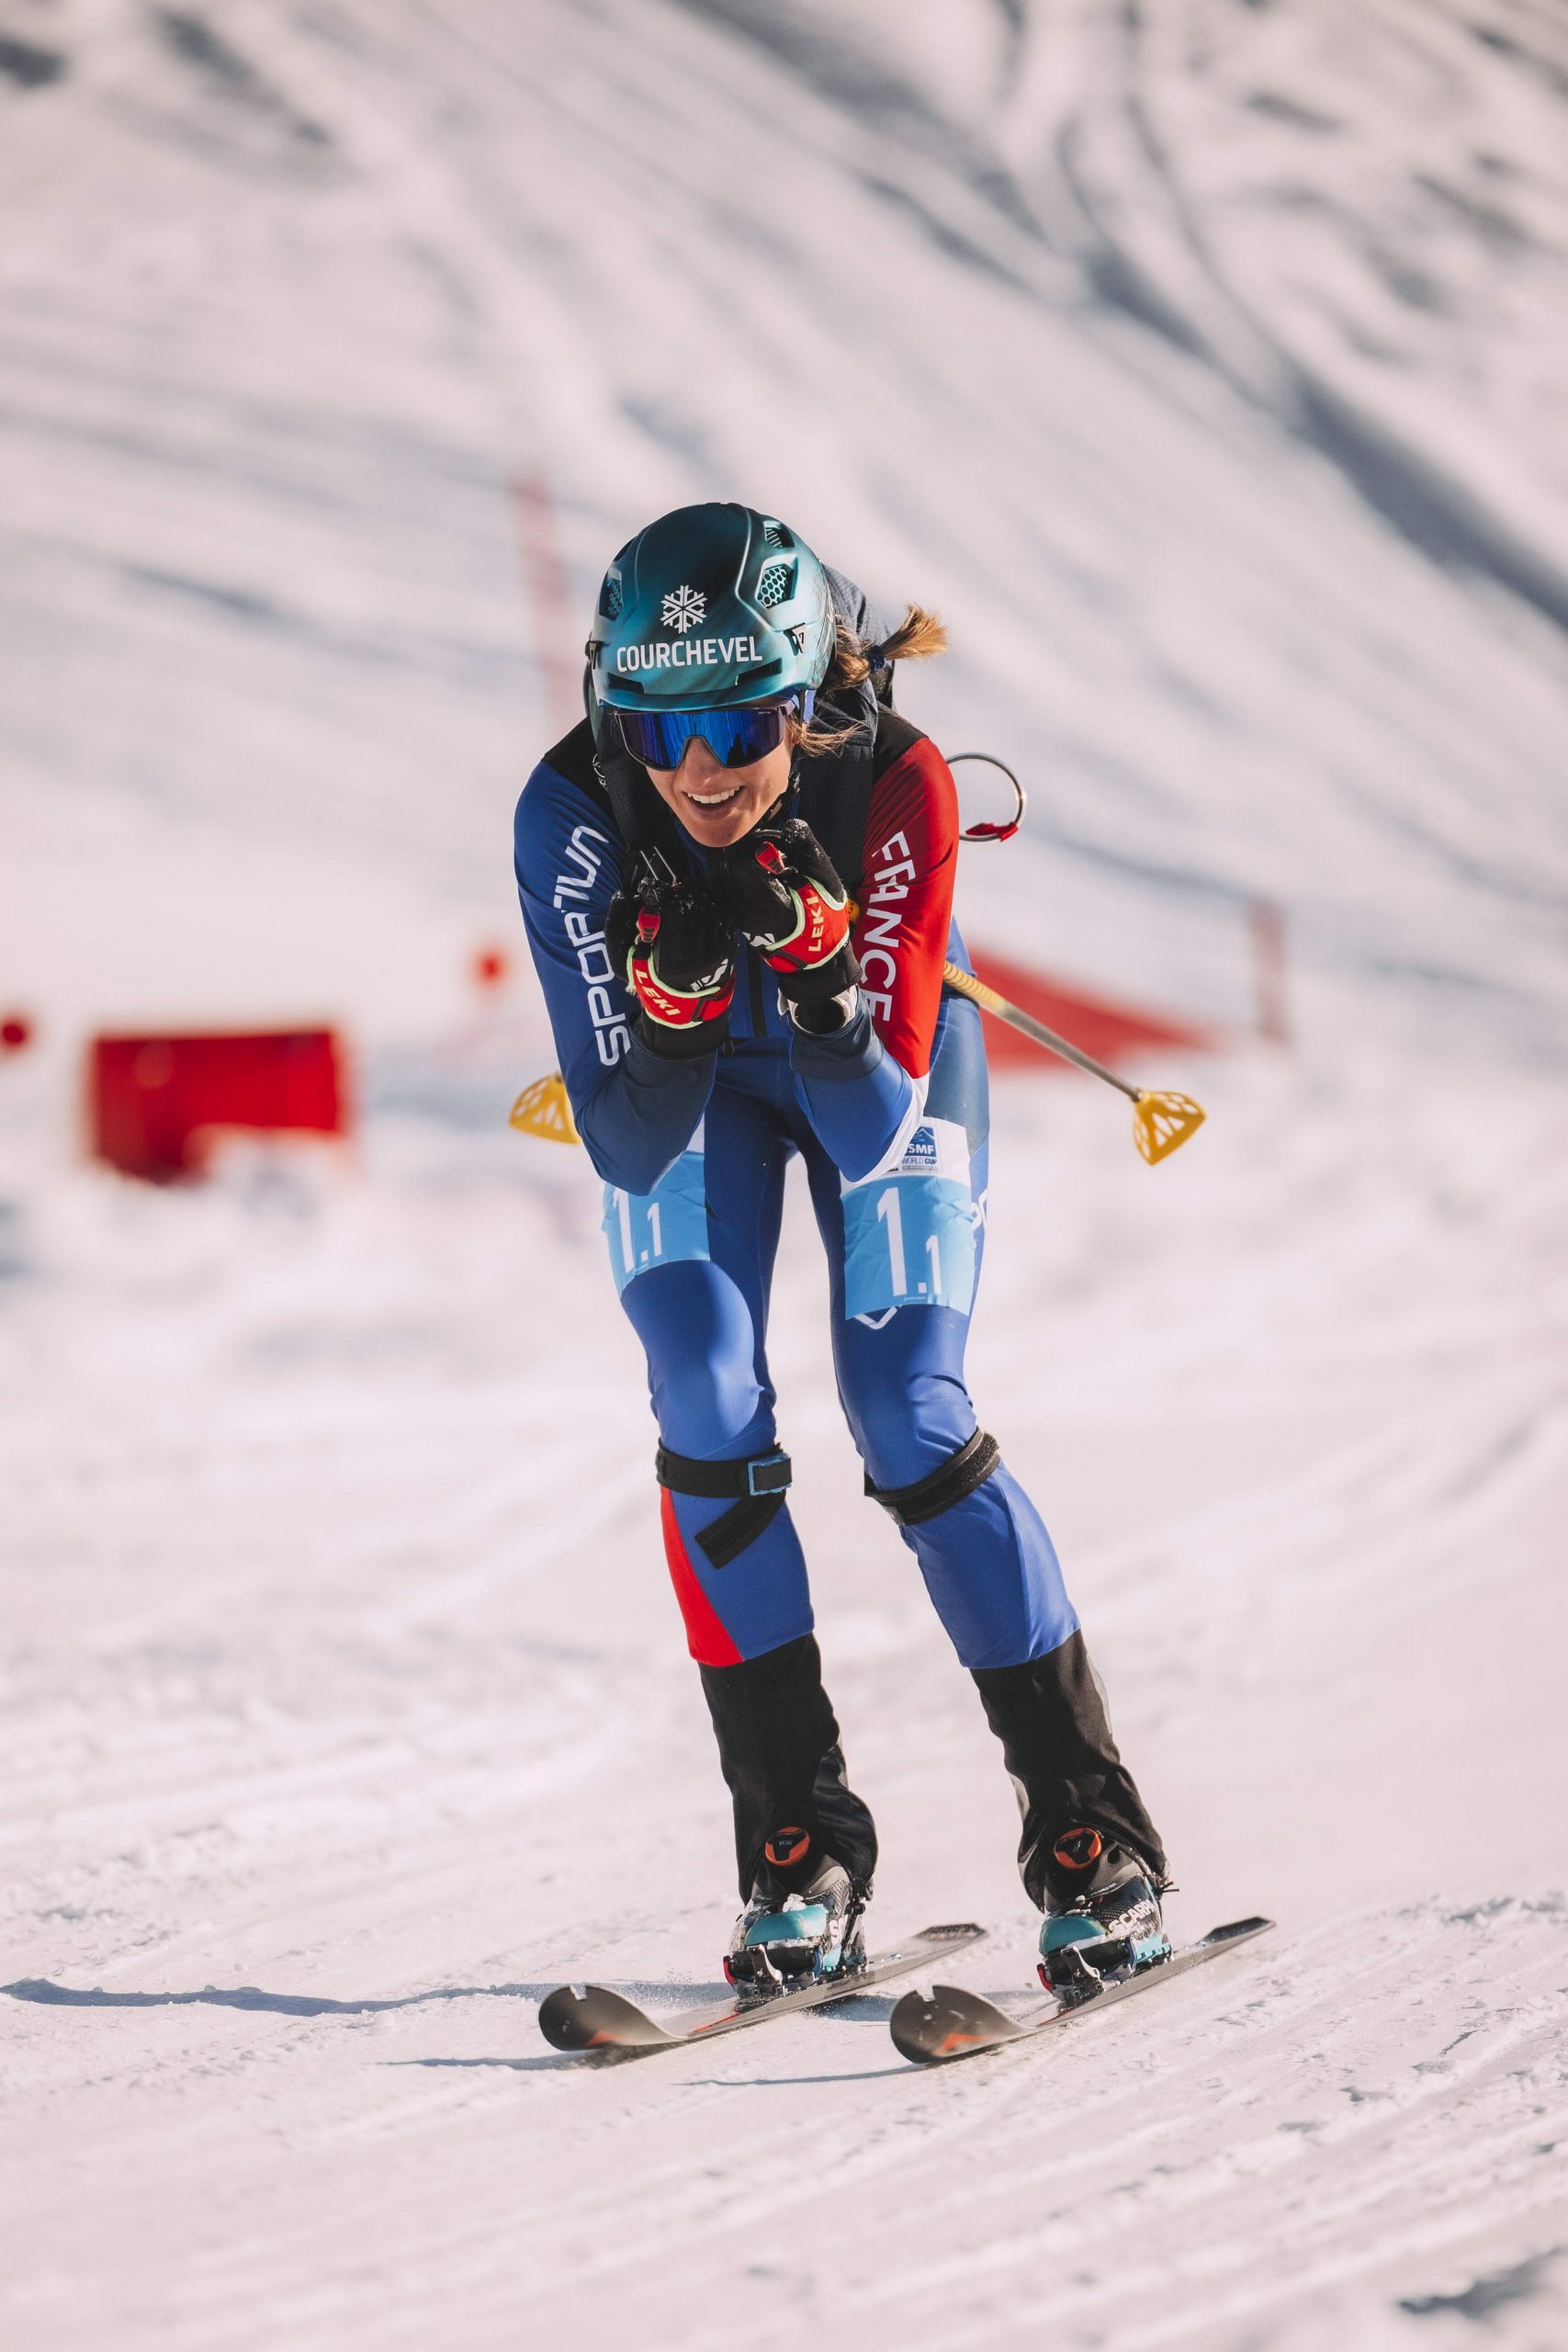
[711,820,861,1018]
[605,876,735,1059]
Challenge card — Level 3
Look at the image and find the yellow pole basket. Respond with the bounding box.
[1132,1090,1206,1165]
[509,1071,580,1145]
[941,962,1206,1165]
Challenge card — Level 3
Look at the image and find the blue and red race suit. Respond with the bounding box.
[514,709,1078,1677]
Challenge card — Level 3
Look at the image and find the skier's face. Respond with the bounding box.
[644,735,792,848]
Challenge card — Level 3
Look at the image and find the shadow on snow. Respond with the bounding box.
[5,1976,578,2018]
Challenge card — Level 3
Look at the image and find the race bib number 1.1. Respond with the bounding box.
[603,1148,709,1294]
[842,1118,976,1320]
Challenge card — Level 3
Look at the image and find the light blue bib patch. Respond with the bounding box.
[604,1136,709,1294]
[842,1118,976,1321]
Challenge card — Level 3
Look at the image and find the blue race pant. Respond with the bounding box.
[606,989,1079,1673]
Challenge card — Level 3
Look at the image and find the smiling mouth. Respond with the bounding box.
[682,781,745,809]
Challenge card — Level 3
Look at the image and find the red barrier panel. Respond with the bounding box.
[967,950,1213,1072]
[89,1029,347,1182]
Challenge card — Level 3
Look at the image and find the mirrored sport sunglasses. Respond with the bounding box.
[615,692,814,773]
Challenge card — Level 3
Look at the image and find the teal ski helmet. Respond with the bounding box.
[589,503,836,719]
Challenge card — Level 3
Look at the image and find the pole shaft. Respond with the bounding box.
[942,963,1143,1102]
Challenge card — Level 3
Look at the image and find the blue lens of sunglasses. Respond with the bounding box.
[617,693,813,772]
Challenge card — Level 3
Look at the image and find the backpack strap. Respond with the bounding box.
[807,566,884,899]
[804,703,928,903]
[546,715,691,883]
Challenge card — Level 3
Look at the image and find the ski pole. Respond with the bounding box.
[941,962,1205,1165]
[513,940,1207,1164]
[510,969,1206,1164]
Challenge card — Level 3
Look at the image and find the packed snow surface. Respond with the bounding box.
[2,3,1566,2348]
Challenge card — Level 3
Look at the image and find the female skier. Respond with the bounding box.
[515,503,1170,1996]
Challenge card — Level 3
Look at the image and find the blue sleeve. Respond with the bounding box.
[789,1006,919,1183]
[513,762,714,1194]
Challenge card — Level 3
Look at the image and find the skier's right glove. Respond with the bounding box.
[605,876,736,1059]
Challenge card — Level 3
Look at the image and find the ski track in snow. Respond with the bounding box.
[4,1068,1565,2351]
[3,2,1567,2346]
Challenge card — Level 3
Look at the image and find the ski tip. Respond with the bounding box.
[912,1922,988,1947]
[1205,1916,1276,1944]
[536,1982,675,2054]
[889,1915,1277,2066]
[889,1982,1021,2066]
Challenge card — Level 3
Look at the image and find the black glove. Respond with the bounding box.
[710,820,861,1010]
[605,872,736,1058]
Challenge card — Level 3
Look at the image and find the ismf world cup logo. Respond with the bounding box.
[661,584,706,634]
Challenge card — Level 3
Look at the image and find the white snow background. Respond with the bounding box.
[2,2,1566,2346]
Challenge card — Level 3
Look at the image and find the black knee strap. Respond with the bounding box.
[657,1446,792,1570]
[865,1428,999,1529]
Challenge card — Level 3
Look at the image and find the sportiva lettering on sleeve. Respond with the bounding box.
[514,745,714,1193]
[853,736,959,1082]
[551,823,634,1071]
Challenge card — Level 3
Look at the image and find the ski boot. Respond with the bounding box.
[1039,1826,1170,2002]
[724,1827,867,1998]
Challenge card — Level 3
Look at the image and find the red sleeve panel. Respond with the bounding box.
[852,735,958,1082]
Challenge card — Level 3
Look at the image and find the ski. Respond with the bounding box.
[888,1914,1275,2066]
[538,1921,986,2060]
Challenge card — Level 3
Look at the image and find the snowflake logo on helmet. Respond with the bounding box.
[661,584,706,634]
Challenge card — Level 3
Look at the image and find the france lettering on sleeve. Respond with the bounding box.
[787,734,958,1183]
[852,737,959,1083]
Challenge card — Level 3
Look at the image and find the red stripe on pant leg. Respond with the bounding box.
[660,1489,743,1667]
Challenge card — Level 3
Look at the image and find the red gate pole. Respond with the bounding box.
[510,473,580,739]
[1250,899,1290,1047]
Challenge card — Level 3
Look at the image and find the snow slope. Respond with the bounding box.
[2,3,1565,2347]
[5,0,1567,1044]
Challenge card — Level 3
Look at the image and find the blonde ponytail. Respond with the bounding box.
[789,605,948,758]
